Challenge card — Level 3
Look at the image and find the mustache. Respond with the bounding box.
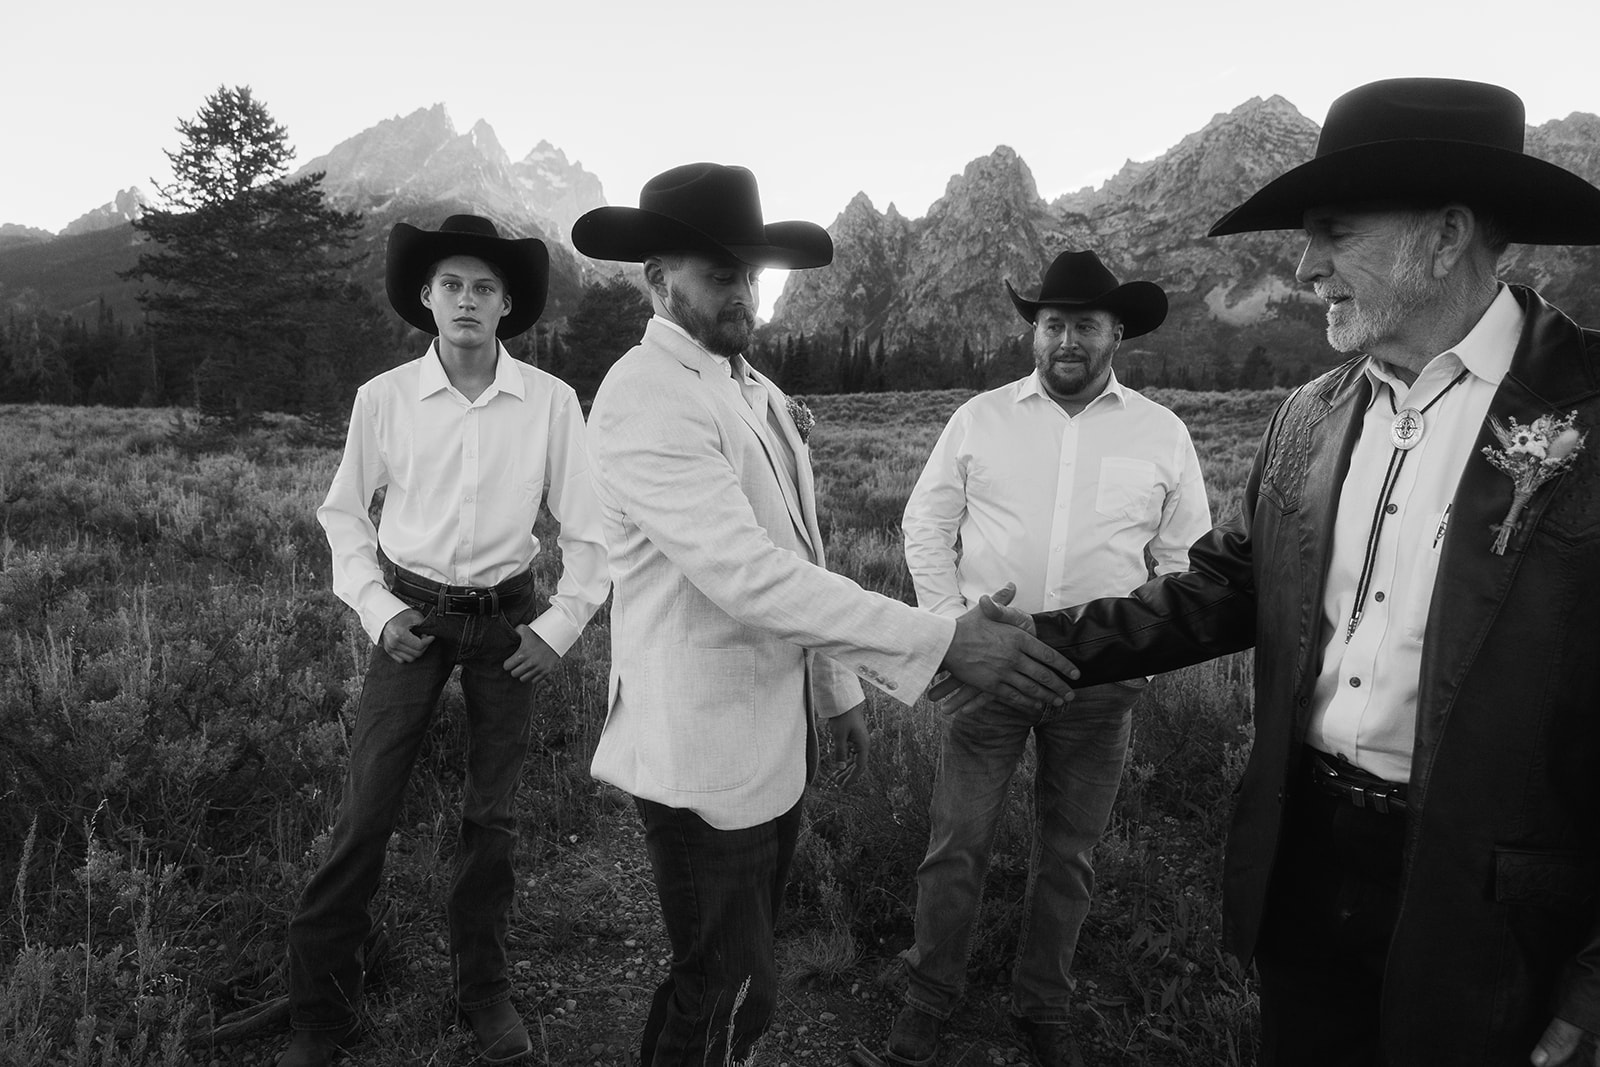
[718,308,756,327]
[1313,283,1350,303]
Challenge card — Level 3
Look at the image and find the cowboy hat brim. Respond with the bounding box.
[571,207,833,269]
[385,224,550,338]
[1208,140,1600,244]
[1006,279,1169,339]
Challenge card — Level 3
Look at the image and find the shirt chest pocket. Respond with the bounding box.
[1095,458,1160,523]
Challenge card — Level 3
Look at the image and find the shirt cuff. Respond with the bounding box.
[528,609,581,657]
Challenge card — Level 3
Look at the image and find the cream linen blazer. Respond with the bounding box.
[587,319,954,830]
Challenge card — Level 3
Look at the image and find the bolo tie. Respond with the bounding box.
[1345,368,1471,642]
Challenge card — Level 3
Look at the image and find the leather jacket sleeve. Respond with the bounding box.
[1029,398,1291,685]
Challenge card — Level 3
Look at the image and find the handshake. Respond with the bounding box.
[932,583,1078,712]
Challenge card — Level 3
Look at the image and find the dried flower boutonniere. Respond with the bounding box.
[786,396,816,445]
[1481,411,1587,554]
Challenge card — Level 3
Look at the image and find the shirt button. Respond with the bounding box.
[1385,503,1398,515]
[1349,677,1362,688]
[465,496,475,503]
[1374,591,1385,602]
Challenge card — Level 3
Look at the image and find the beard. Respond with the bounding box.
[1320,234,1436,354]
[667,288,755,357]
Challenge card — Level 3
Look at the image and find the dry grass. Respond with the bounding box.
[0,389,1283,1065]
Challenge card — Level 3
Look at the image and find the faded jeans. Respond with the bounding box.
[286,590,535,1031]
[904,681,1139,1023]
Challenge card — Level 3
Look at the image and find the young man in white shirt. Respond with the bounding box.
[889,251,1211,1067]
[279,215,610,1067]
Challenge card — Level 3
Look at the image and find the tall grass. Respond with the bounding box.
[0,389,1284,1064]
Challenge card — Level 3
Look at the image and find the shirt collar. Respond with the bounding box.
[417,340,526,402]
[653,314,741,379]
[1015,369,1128,410]
[1363,283,1522,395]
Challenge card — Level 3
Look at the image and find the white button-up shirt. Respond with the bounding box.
[318,342,611,651]
[1309,285,1523,780]
[902,371,1212,618]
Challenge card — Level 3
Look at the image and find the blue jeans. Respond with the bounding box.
[904,681,1139,1023]
[635,796,802,1066]
[286,590,535,1031]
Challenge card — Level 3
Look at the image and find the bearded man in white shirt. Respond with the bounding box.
[570,163,1077,1066]
[279,215,610,1067]
[887,250,1211,1067]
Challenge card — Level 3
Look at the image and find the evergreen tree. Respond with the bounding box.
[125,86,374,425]
[562,274,651,402]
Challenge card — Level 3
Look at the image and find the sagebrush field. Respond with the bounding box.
[0,388,1284,1065]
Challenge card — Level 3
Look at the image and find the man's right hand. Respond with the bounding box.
[380,608,435,663]
[941,583,1078,708]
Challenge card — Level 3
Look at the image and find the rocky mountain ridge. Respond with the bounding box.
[772,95,1600,377]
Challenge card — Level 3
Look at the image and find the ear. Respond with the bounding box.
[420,282,433,308]
[643,257,670,300]
[1433,205,1476,277]
[502,293,513,315]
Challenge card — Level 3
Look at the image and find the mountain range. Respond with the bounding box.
[4,98,1598,374]
[770,96,1600,377]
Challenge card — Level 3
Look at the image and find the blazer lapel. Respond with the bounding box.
[1418,287,1600,768]
[750,369,821,560]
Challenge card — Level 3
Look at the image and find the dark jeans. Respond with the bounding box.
[286,592,535,1031]
[905,681,1138,1023]
[1254,757,1408,1067]
[635,796,803,1066]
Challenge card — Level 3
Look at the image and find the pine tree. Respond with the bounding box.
[562,274,651,402]
[126,86,376,427]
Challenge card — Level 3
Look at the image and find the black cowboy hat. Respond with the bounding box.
[571,162,833,269]
[385,214,549,339]
[1209,78,1600,244]
[1006,250,1168,339]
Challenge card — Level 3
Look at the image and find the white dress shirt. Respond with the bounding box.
[318,341,611,652]
[1309,285,1523,780]
[902,371,1212,618]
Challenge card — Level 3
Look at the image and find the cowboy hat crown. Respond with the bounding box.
[1208,78,1600,244]
[385,214,550,338]
[571,163,833,269]
[1006,250,1168,339]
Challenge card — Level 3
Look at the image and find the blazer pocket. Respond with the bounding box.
[1493,847,1597,909]
[637,647,758,793]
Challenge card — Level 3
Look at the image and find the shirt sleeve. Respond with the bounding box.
[1148,421,1214,576]
[317,388,408,643]
[901,409,971,619]
[527,387,612,655]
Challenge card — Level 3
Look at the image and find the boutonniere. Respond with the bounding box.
[786,396,815,445]
[1481,411,1587,554]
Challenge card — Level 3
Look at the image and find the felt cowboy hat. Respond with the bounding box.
[570,162,833,269]
[1209,77,1600,244]
[1006,250,1168,339]
[385,214,550,338]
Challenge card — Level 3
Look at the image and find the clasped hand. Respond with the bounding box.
[935,583,1077,711]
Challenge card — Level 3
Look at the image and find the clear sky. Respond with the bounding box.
[7,0,1598,317]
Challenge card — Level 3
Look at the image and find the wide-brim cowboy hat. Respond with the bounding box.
[1006,250,1168,339]
[1209,77,1600,244]
[385,215,550,338]
[571,162,833,269]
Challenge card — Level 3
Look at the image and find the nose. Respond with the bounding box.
[1295,235,1328,285]
[731,272,757,308]
[458,287,477,308]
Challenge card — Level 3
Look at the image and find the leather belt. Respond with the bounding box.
[1308,749,1408,815]
[389,567,532,616]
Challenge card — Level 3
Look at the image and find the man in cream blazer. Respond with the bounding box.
[572,163,1074,1065]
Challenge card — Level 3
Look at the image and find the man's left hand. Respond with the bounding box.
[503,626,561,683]
[823,704,870,788]
[1532,1016,1600,1066]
